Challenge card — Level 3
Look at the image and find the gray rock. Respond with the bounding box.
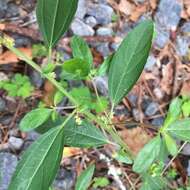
[111,42,121,51]
[8,136,24,151]
[188,160,190,176]
[151,117,164,127]
[0,153,18,190]
[155,0,182,31]
[0,72,8,81]
[71,18,95,36]
[181,22,190,34]
[87,4,114,25]
[182,144,190,156]
[96,27,113,36]
[93,76,108,96]
[0,0,8,19]
[75,0,87,19]
[85,16,97,27]
[96,42,110,57]
[153,88,164,100]
[53,168,76,190]
[29,69,44,88]
[145,102,159,116]
[176,36,190,57]
[127,93,138,108]
[0,97,6,112]
[0,115,12,125]
[132,109,143,122]
[145,54,157,71]
[6,3,19,18]
[154,27,170,48]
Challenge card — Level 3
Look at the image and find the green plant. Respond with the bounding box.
[2,0,185,189]
[0,73,34,98]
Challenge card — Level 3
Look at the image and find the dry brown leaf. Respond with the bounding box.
[118,0,135,16]
[130,5,147,22]
[120,127,151,156]
[63,147,82,158]
[0,48,32,64]
[149,0,158,10]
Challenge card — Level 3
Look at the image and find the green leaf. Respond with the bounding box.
[140,175,165,190]
[108,20,154,105]
[69,87,92,107]
[8,127,64,190]
[93,177,110,188]
[64,119,108,148]
[113,149,133,164]
[19,108,53,132]
[182,100,190,117]
[165,119,190,141]
[62,58,90,80]
[36,0,78,48]
[97,54,113,76]
[164,97,182,128]
[71,36,93,67]
[75,164,95,190]
[91,97,109,113]
[133,136,161,174]
[163,133,178,156]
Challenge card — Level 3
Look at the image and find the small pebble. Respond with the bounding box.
[0,97,6,112]
[0,153,18,190]
[145,102,159,116]
[93,76,108,96]
[8,136,24,151]
[85,16,97,27]
[71,18,95,36]
[96,27,113,36]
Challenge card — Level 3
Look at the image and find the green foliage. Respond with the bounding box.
[71,35,93,67]
[63,118,108,148]
[133,136,162,174]
[75,164,95,190]
[19,108,53,132]
[61,58,90,80]
[36,0,78,48]
[32,44,48,57]
[97,54,113,76]
[108,20,154,105]
[165,119,190,141]
[0,73,34,98]
[163,133,178,156]
[93,177,110,188]
[113,148,133,164]
[69,87,108,113]
[8,127,64,190]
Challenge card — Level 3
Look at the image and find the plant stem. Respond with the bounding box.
[5,45,133,160]
[48,48,52,64]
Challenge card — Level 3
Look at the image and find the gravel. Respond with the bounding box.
[85,16,97,27]
[0,153,18,190]
[87,4,114,25]
[96,42,110,57]
[145,102,159,116]
[96,27,113,36]
[0,98,6,112]
[8,136,24,151]
[93,76,108,96]
[71,18,95,36]
[144,54,157,71]
[176,36,190,57]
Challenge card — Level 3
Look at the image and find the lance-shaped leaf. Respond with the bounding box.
[64,119,108,148]
[133,135,161,174]
[165,119,190,141]
[108,20,154,105]
[8,127,64,190]
[71,36,93,67]
[75,164,95,190]
[36,0,78,48]
[19,108,53,132]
